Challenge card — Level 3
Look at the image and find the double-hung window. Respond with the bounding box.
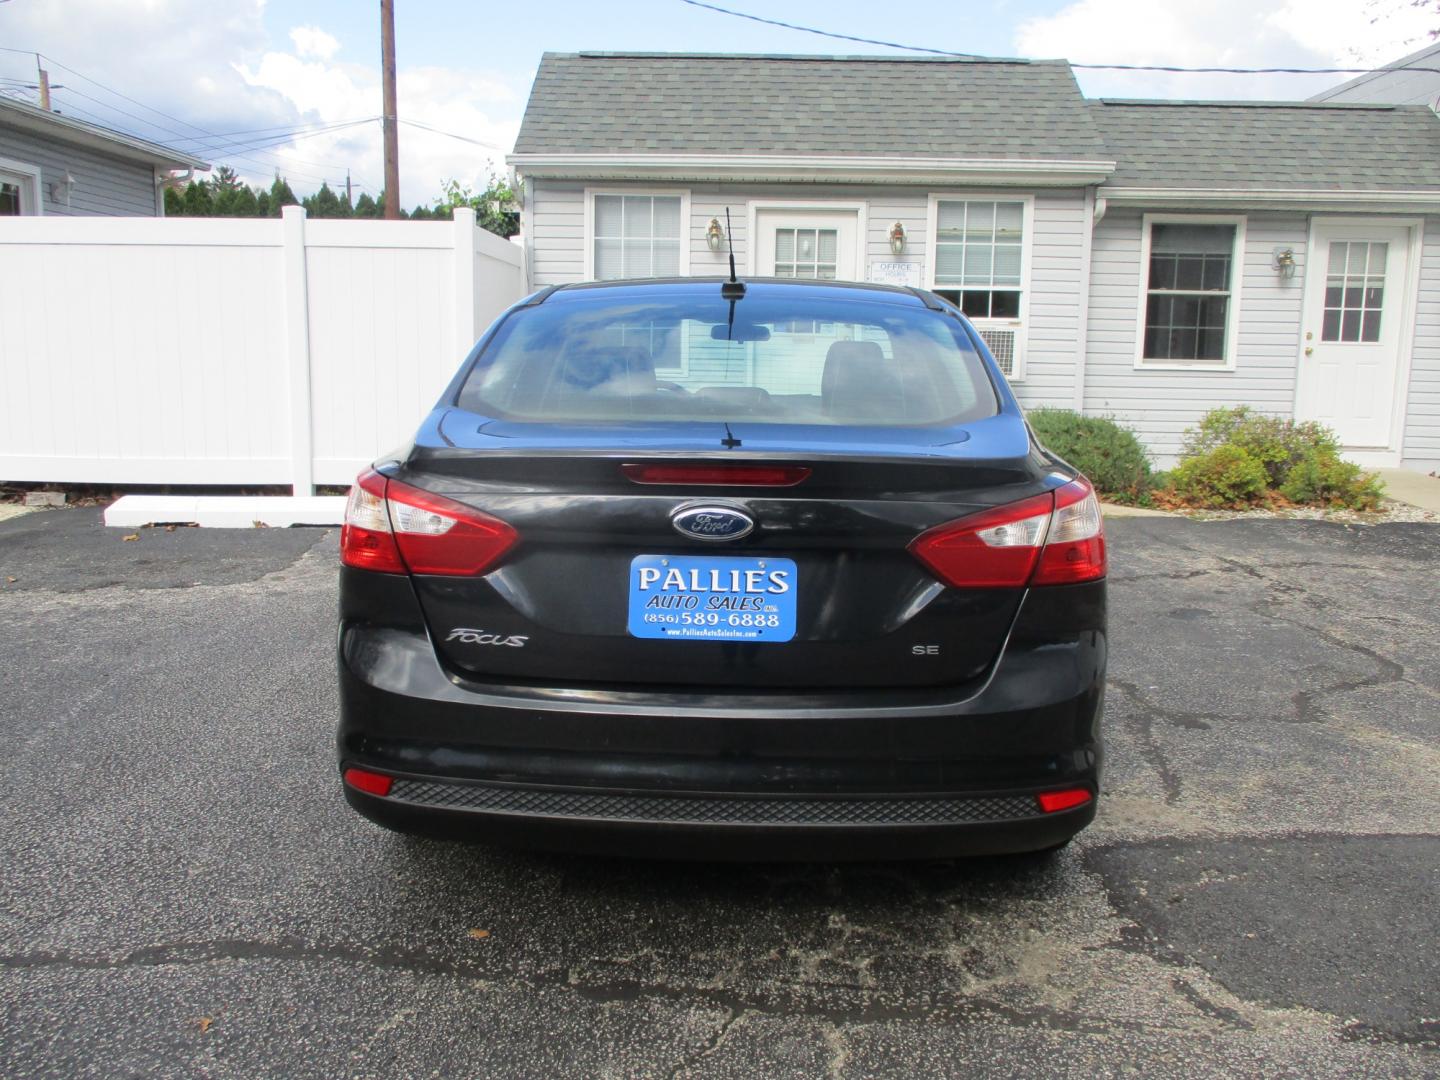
[1139,218,1243,367]
[0,159,42,216]
[931,198,1027,377]
[591,193,683,280]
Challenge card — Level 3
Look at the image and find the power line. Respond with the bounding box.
[182,117,379,158]
[397,117,507,152]
[45,89,345,186]
[676,0,1440,77]
[165,117,378,145]
[1,46,363,178]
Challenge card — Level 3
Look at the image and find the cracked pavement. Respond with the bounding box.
[1,508,1437,1078]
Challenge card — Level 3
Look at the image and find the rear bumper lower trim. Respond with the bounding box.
[385,776,1041,827]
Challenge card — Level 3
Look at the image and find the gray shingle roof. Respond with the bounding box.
[1090,100,1440,190]
[513,52,1109,160]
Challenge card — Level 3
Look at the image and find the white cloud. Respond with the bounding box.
[236,42,519,207]
[0,0,525,204]
[289,26,341,62]
[1015,0,1434,99]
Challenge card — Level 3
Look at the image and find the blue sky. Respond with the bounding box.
[0,0,1431,203]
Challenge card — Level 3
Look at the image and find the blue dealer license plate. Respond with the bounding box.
[627,555,797,642]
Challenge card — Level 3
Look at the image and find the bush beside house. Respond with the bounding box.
[1026,406,1384,511]
[1026,410,1153,504]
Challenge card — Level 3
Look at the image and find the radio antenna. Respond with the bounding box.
[726,207,737,283]
[720,207,745,300]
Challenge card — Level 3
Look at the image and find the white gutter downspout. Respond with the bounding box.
[156,168,194,217]
[1073,187,1100,412]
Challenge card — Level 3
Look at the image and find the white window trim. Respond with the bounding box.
[1134,213,1247,372]
[0,156,44,216]
[744,199,868,280]
[582,187,691,282]
[924,193,1033,381]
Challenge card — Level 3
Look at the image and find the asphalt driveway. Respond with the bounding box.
[1,509,1437,1078]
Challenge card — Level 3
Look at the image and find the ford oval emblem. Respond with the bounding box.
[672,505,754,542]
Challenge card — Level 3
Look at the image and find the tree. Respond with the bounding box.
[303,181,348,218]
[181,179,213,216]
[163,186,185,216]
[211,166,254,216]
[432,174,520,238]
[268,176,299,216]
[228,185,261,217]
[353,192,378,218]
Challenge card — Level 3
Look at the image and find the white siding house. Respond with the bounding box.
[510,52,1440,472]
[0,96,207,217]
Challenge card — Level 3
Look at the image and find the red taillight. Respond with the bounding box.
[908,492,1053,588]
[340,469,405,573]
[1032,481,1107,586]
[1037,787,1092,813]
[343,767,394,797]
[908,479,1106,590]
[339,469,518,577]
[622,464,812,487]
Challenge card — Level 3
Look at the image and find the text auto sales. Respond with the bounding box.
[636,565,792,611]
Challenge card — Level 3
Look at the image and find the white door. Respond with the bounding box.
[753,209,860,281]
[1296,220,1413,448]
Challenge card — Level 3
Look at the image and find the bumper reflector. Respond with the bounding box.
[343,767,394,797]
[1036,787,1092,814]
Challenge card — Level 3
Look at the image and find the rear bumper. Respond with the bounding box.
[342,779,1095,859]
[337,578,1105,859]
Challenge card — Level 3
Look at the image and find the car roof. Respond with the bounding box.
[542,277,932,307]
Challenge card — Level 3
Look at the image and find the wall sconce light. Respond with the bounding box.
[889,221,906,255]
[49,170,76,207]
[706,217,725,252]
[1272,246,1296,279]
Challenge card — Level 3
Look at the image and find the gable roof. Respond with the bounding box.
[1089,99,1440,192]
[0,96,208,171]
[513,52,1112,181]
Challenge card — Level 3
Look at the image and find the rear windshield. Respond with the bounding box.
[456,292,999,427]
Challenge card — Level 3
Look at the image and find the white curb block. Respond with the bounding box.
[103,495,347,528]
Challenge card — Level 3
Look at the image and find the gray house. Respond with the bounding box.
[0,96,207,217]
[1310,41,1440,109]
[508,52,1440,472]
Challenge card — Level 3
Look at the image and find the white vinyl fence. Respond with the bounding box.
[0,206,526,491]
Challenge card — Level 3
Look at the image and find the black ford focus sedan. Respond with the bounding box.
[337,278,1105,859]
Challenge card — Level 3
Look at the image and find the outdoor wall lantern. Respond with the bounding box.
[1272,246,1297,279]
[706,217,725,252]
[889,221,907,255]
[49,170,76,207]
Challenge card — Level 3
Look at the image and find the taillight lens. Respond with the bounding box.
[1033,481,1107,586]
[340,470,405,573]
[339,469,518,577]
[909,479,1105,589]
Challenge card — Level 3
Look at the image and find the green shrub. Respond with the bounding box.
[1181,406,1340,488]
[1278,449,1385,510]
[1027,409,1152,503]
[1167,445,1268,509]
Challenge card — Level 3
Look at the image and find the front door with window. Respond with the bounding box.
[753,210,859,281]
[1297,220,1414,449]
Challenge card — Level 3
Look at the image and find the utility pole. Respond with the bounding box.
[380,0,400,219]
[345,169,352,206]
[36,55,51,111]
